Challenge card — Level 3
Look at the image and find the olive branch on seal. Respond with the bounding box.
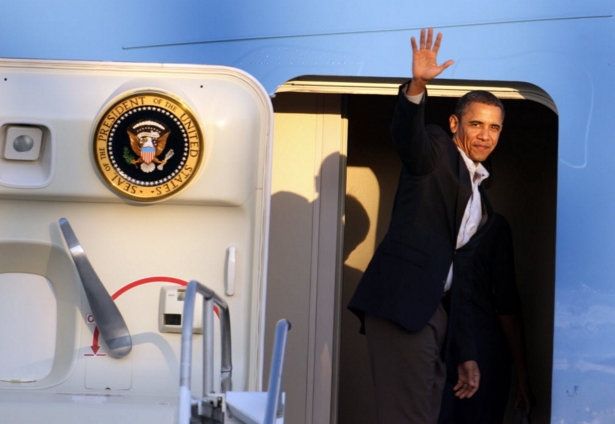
[123,147,135,165]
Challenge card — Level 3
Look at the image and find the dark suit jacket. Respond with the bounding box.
[348,84,492,363]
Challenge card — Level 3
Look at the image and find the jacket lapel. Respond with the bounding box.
[477,184,493,232]
[454,153,472,244]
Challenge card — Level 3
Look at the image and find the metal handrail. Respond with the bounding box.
[264,319,291,424]
[179,280,232,424]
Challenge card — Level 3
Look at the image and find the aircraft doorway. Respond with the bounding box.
[339,92,557,424]
[265,82,557,424]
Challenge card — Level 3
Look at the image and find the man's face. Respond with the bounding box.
[449,102,503,163]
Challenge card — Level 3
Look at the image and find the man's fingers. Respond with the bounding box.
[454,381,479,399]
[465,384,479,398]
[433,32,443,53]
[425,28,433,49]
[453,376,478,397]
[416,28,448,53]
[410,36,418,52]
[439,60,455,72]
[454,384,471,399]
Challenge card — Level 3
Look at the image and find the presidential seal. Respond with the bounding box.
[93,91,204,202]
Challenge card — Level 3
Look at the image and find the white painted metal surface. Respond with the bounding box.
[0,58,274,423]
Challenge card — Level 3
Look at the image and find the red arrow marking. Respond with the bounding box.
[89,276,189,355]
[90,327,102,355]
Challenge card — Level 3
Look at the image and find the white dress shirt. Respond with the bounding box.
[444,148,489,291]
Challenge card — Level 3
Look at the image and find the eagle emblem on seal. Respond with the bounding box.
[126,120,175,173]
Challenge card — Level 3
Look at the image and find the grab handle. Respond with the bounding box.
[59,218,132,358]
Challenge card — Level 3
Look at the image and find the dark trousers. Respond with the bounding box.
[365,304,448,424]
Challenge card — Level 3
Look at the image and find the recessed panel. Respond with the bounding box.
[0,273,56,382]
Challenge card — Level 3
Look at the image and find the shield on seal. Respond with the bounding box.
[141,146,155,164]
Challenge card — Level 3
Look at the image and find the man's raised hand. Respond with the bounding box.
[406,28,454,96]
